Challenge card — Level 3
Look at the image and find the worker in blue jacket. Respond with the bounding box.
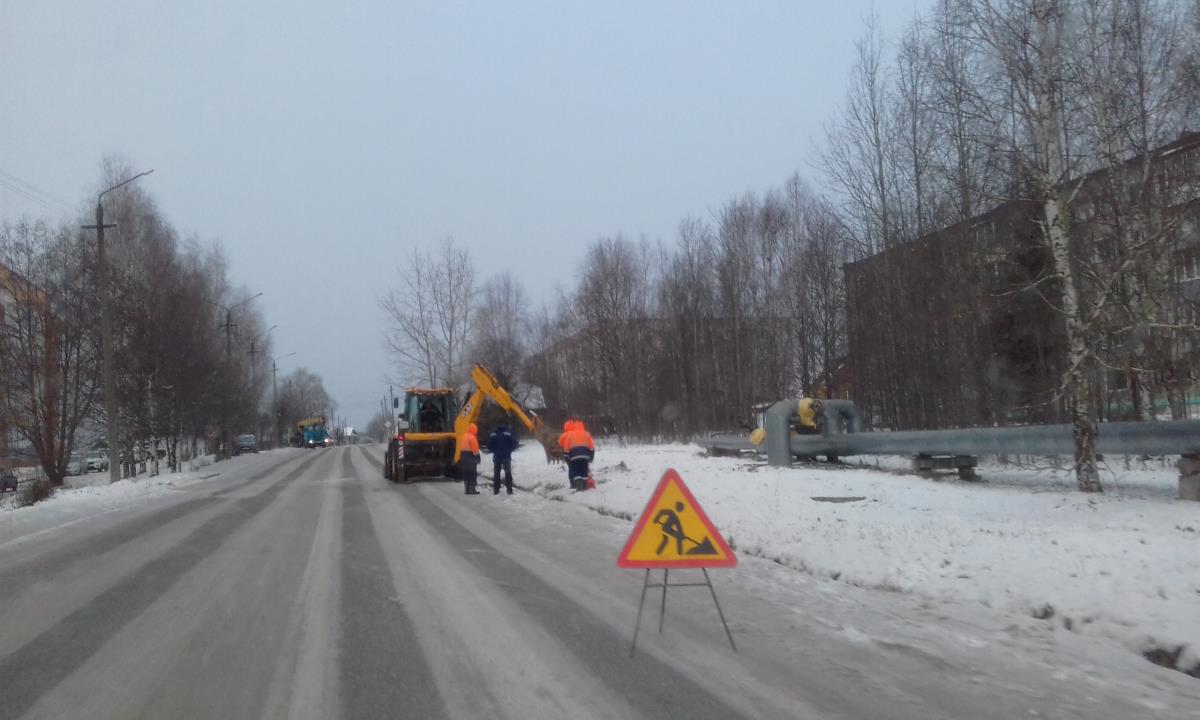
[487,422,517,495]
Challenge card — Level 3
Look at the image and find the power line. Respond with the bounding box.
[0,169,76,215]
[0,177,73,216]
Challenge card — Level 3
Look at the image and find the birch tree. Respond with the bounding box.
[381,237,477,387]
[964,0,1103,490]
[471,272,529,386]
[0,221,99,486]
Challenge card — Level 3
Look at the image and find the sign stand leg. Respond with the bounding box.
[703,568,737,653]
[630,569,651,658]
[658,568,669,633]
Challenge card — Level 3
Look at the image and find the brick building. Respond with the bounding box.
[845,132,1200,430]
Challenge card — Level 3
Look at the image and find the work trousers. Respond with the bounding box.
[460,462,478,494]
[568,457,590,490]
[493,460,513,494]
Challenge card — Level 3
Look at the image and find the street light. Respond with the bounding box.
[250,324,276,343]
[83,169,154,484]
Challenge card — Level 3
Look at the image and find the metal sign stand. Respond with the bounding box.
[630,568,737,657]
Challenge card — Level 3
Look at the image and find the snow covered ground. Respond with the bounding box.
[508,441,1200,676]
[0,451,292,546]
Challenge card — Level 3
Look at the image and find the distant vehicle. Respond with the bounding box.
[66,454,85,476]
[235,434,258,454]
[0,470,17,493]
[86,451,108,473]
[298,418,328,449]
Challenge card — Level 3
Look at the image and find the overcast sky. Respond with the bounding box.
[1,1,914,426]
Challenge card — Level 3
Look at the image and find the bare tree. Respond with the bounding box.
[1076,0,1197,420]
[470,272,529,386]
[820,13,901,257]
[572,236,653,434]
[381,237,477,387]
[277,367,336,436]
[0,220,99,486]
[658,217,719,433]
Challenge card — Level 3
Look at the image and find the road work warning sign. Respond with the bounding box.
[617,468,736,569]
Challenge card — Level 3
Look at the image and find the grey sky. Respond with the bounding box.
[1,1,913,426]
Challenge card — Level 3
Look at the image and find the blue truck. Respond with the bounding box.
[298,418,329,448]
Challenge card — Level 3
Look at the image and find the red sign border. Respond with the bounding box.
[616,468,737,569]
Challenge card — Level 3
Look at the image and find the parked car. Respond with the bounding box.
[86,451,109,473]
[65,454,86,476]
[235,434,258,454]
[0,470,17,493]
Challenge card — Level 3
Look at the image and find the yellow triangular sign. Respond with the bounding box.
[617,468,736,568]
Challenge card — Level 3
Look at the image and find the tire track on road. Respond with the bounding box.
[357,447,750,720]
[0,450,330,720]
[0,451,310,608]
[338,448,449,720]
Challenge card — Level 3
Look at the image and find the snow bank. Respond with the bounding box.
[0,466,215,514]
[510,441,1200,672]
[0,452,257,515]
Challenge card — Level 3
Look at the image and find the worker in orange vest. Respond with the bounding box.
[565,421,595,491]
[458,423,481,495]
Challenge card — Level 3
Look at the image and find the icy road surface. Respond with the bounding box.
[0,446,1195,719]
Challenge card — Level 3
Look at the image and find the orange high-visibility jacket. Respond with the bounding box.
[565,424,595,451]
[459,424,480,456]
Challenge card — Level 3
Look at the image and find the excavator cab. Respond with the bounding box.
[384,388,459,483]
[409,393,453,433]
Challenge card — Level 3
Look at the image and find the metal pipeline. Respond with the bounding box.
[790,420,1200,459]
[697,398,1200,467]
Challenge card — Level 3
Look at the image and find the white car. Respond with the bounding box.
[86,452,109,473]
[66,454,86,476]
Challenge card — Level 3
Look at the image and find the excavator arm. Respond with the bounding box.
[452,364,548,462]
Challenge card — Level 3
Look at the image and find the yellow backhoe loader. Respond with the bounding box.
[384,364,559,483]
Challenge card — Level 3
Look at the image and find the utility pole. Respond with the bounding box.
[222,309,236,356]
[83,169,153,483]
[209,293,262,459]
[247,325,275,388]
[389,384,395,425]
[244,326,276,445]
[381,397,391,442]
[249,341,257,382]
[272,350,295,446]
[221,309,235,460]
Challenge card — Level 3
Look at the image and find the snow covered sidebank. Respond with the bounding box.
[510,441,1200,676]
[0,451,294,540]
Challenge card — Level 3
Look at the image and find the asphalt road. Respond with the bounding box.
[0,448,754,720]
[0,447,1193,719]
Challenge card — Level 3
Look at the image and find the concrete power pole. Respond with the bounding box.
[271,352,295,449]
[221,308,235,460]
[272,359,278,448]
[83,169,153,484]
[83,201,118,482]
[211,293,262,459]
